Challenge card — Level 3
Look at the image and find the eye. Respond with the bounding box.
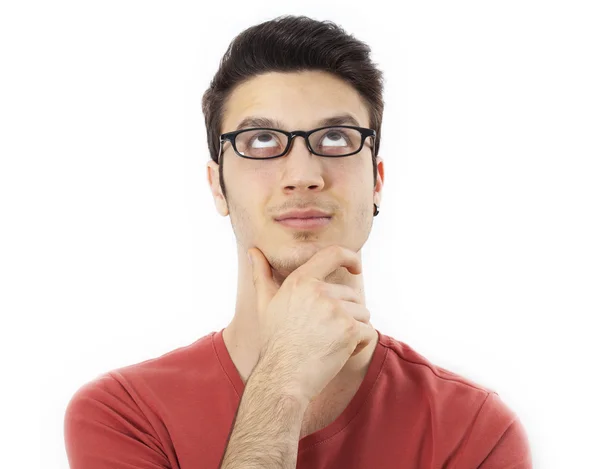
[311,127,362,156]
[250,132,281,148]
[320,130,350,147]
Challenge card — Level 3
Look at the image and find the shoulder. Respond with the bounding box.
[378,332,497,395]
[63,332,216,468]
[377,332,532,468]
[65,332,216,411]
[456,392,532,468]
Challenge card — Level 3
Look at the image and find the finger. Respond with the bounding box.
[248,247,278,313]
[294,245,362,282]
[351,322,378,357]
[338,300,371,325]
[318,282,363,305]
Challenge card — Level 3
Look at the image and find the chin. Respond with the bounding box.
[266,241,340,276]
[267,245,314,274]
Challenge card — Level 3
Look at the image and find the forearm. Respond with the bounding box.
[218,360,308,469]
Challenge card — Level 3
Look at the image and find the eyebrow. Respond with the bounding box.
[234,113,362,131]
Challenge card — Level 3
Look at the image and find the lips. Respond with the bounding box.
[275,209,332,221]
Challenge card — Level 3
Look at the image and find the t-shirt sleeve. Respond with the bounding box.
[477,417,532,469]
[455,391,533,469]
[63,372,172,469]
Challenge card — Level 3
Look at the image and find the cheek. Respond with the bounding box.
[331,158,371,189]
[332,154,370,175]
[247,170,275,200]
[243,171,273,211]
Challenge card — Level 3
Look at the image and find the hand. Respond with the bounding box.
[248,244,378,404]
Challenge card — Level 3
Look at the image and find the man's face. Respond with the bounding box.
[207,70,384,279]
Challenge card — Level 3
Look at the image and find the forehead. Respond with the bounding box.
[221,70,370,133]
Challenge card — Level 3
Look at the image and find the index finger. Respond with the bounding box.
[292,245,362,281]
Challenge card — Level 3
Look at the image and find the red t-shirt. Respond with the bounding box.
[64,328,532,468]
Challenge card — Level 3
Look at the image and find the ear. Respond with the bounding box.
[373,156,384,207]
[207,160,229,216]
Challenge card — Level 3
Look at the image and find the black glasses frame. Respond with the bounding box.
[217,125,376,163]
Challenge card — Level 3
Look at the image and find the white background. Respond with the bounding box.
[1,1,598,468]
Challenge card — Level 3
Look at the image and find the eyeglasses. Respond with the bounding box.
[217,125,376,163]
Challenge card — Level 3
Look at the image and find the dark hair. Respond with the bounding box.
[201,14,385,199]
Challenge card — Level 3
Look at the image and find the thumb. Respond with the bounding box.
[247,247,278,313]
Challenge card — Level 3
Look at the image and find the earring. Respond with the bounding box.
[373,203,379,217]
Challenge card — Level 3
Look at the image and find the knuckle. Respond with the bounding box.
[313,281,327,295]
[288,273,303,289]
[345,318,358,335]
[334,245,347,257]
[323,296,338,311]
[326,244,344,258]
[302,277,318,294]
[346,286,360,302]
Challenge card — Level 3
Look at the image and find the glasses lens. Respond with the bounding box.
[309,127,363,156]
[235,129,289,159]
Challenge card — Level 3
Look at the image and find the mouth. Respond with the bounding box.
[276,216,332,229]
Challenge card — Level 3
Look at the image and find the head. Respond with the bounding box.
[203,15,385,279]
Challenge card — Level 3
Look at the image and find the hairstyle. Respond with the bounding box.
[201,14,385,199]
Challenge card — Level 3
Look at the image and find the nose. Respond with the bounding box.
[280,135,325,192]
[287,133,313,155]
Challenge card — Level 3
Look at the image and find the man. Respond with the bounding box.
[64,15,532,468]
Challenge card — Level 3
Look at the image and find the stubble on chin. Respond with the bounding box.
[267,249,352,288]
